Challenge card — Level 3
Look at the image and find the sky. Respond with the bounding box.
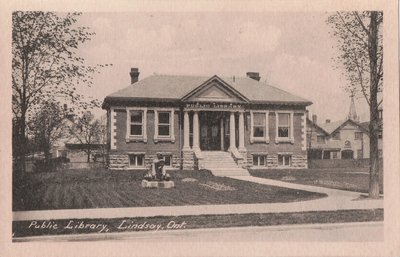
[75,12,371,123]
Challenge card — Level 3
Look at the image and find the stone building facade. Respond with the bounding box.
[102,68,312,171]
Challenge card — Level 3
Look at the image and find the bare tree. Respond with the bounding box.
[97,114,108,165]
[12,12,107,173]
[68,112,103,163]
[327,11,383,198]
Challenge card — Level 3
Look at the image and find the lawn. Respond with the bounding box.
[13,169,326,211]
[249,167,383,194]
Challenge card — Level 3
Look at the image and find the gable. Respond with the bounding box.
[185,81,245,103]
[330,119,368,135]
[341,123,360,130]
[181,75,249,103]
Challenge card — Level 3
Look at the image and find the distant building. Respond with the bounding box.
[51,110,106,163]
[102,68,312,171]
[307,99,383,160]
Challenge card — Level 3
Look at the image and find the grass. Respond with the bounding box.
[12,209,383,238]
[13,169,326,211]
[249,167,383,194]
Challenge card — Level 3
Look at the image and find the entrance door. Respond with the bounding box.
[341,150,354,159]
[200,112,222,150]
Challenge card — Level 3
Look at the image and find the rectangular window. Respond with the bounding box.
[332,151,339,159]
[278,154,291,166]
[161,154,172,167]
[158,112,170,136]
[278,113,290,138]
[355,132,363,140]
[154,109,175,142]
[253,155,266,166]
[317,135,325,143]
[129,154,144,167]
[332,132,341,140]
[253,113,265,138]
[130,111,143,136]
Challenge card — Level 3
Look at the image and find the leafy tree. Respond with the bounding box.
[68,112,104,163]
[12,11,105,173]
[327,11,383,198]
[28,101,66,161]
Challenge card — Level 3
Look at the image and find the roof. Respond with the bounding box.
[306,118,329,135]
[319,120,346,134]
[104,74,311,106]
[318,119,369,135]
[360,120,383,131]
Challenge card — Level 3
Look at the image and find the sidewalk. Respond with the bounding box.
[13,176,383,221]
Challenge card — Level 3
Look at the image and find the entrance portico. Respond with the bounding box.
[182,108,246,154]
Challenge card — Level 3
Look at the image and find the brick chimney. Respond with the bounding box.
[326,119,331,124]
[246,72,260,81]
[312,114,317,124]
[130,68,140,84]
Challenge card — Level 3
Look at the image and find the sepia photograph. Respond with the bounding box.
[1,0,399,256]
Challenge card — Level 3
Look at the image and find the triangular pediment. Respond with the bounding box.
[342,123,358,130]
[181,75,249,103]
[330,119,368,135]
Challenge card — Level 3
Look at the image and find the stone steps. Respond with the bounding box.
[202,151,250,177]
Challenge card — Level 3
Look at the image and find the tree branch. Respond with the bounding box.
[352,12,369,36]
[337,12,369,48]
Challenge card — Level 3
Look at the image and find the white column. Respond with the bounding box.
[290,111,294,143]
[193,111,200,150]
[183,111,190,150]
[153,110,158,142]
[229,112,236,150]
[238,111,245,151]
[220,117,224,150]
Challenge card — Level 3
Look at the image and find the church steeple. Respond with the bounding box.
[347,96,359,122]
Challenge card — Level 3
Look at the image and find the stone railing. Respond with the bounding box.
[230,148,245,167]
[194,148,204,170]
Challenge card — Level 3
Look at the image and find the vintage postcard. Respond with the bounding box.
[0,0,399,256]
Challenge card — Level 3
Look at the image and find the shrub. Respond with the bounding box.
[33,157,70,173]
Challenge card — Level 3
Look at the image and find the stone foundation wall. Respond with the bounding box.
[246,152,307,169]
[108,154,130,170]
[238,150,248,168]
[266,155,278,167]
[291,154,308,168]
[182,150,195,170]
[109,153,181,170]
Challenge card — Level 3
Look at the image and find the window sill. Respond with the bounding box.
[250,138,270,144]
[126,137,148,143]
[275,138,294,144]
[154,136,175,143]
[126,167,147,170]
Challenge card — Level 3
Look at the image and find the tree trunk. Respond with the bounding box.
[87,148,91,163]
[16,115,27,174]
[368,11,380,199]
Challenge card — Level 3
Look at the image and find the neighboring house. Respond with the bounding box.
[102,68,312,171]
[307,101,383,160]
[51,113,106,163]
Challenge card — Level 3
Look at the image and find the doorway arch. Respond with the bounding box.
[341,150,354,159]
